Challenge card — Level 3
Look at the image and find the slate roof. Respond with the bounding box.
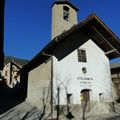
[4,56,29,67]
[22,13,120,72]
[110,62,120,69]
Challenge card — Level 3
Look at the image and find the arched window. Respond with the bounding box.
[63,6,69,21]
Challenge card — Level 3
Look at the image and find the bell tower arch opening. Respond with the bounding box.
[63,6,70,21]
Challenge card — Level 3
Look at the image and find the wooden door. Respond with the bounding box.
[81,89,90,112]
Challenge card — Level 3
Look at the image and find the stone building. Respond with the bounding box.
[2,61,21,88]
[2,56,28,88]
[110,62,120,102]
[20,0,120,116]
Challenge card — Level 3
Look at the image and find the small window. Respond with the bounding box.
[5,71,7,76]
[78,49,87,62]
[63,6,69,21]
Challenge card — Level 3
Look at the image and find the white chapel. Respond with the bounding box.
[20,0,120,116]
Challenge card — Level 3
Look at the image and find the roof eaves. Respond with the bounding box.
[93,14,120,42]
[22,13,120,71]
[22,37,60,71]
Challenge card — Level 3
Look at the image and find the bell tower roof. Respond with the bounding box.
[52,0,79,12]
[51,0,78,39]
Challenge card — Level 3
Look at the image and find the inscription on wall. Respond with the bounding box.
[77,77,93,80]
[77,77,93,87]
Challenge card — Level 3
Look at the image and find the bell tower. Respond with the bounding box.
[51,0,79,39]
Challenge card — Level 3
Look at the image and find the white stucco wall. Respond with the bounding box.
[53,39,113,105]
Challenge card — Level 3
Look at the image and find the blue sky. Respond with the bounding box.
[4,0,120,62]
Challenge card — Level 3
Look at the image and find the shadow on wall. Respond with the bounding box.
[53,31,89,61]
[0,72,28,114]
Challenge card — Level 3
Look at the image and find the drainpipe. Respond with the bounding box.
[56,87,60,120]
[42,52,54,117]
